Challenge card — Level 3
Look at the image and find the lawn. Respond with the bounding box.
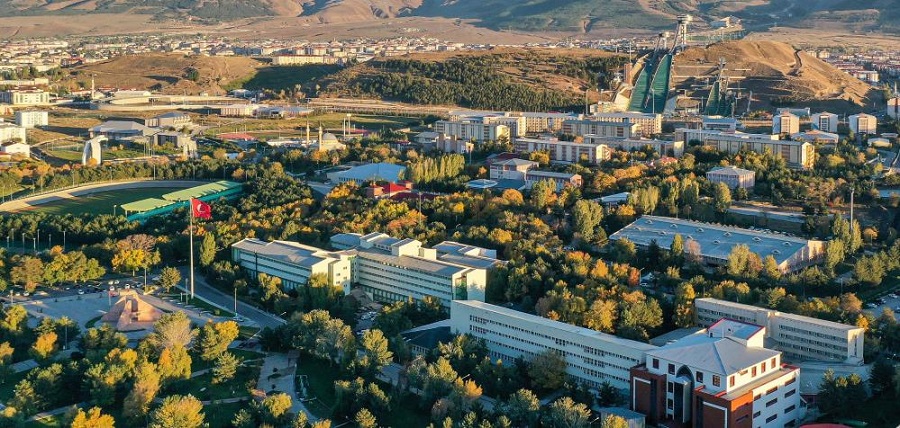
[25,415,64,428]
[190,348,264,372]
[224,65,341,92]
[205,400,248,428]
[295,357,338,418]
[21,187,182,216]
[171,363,261,402]
[161,293,235,318]
[0,369,33,403]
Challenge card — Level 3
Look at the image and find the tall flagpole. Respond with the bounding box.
[189,200,195,299]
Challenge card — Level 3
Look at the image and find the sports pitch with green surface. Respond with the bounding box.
[19,187,182,216]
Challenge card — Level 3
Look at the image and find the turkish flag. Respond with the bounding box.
[191,198,212,219]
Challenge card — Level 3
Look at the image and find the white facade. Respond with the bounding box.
[706,166,755,189]
[231,238,353,292]
[434,120,510,143]
[590,112,662,136]
[14,111,48,128]
[583,135,685,157]
[562,119,640,139]
[888,97,900,120]
[0,122,26,143]
[0,90,50,106]
[450,300,656,390]
[695,298,864,365]
[514,137,612,164]
[810,112,839,133]
[82,136,105,165]
[848,113,877,135]
[0,141,30,157]
[330,233,502,308]
[676,128,815,169]
[772,112,800,135]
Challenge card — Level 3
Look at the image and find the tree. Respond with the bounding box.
[572,200,603,242]
[199,233,216,268]
[583,299,617,333]
[157,345,192,386]
[824,239,845,273]
[762,255,781,280]
[527,350,567,391]
[212,352,240,384]
[259,393,293,426]
[69,406,116,428]
[600,415,629,428]
[10,256,43,292]
[149,395,205,428]
[123,362,161,422]
[726,244,761,278]
[714,182,732,214]
[669,233,684,266]
[545,397,591,428]
[597,381,624,407]
[9,379,39,416]
[30,331,57,361]
[530,179,557,211]
[158,267,181,292]
[817,369,867,417]
[673,282,696,328]
[356,329,393,379]
[503,389,539,427]
[354,408,378,428]
[147,312,195,353]
[869,357,896,395]
[198,321,239,361]
[0,305,27,335]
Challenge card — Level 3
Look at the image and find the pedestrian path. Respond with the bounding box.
[257,352,318,421]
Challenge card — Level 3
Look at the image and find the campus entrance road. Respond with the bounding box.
[178,268,285,330]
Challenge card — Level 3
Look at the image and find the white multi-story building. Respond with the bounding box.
[848,113,877,135]
[232,238,354,292]
[695,298,864,365]
[888,97,900,120]
[0,122,26,143]
[0,141,30,158]
[0,89,50,106]
[706,166,755,189]
[514,137,612,164]
[676,129,815,169]
[330,233,502,307]
[450,300,656,391]
[434,120,510,143]
[772,112,800,135]
[702,116,740,132]
[590,112,662,136]
[631,319,803,428]
[562,119,640,139]
[583,135,685,157]
[515,112,581,133]
[14,111,48,129]
[810,112,839,133]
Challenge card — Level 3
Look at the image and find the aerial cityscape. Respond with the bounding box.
[0,1,899,427]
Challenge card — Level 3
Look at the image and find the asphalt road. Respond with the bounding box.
[178,268,285,330]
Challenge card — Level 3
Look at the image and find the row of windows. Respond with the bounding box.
[778,332,849,351]
[780,345,847,361]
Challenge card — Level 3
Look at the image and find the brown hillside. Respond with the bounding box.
[673,41,877,110]
[63,54,264,95]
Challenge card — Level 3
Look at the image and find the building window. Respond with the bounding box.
[729,376,735,387]
[785,405,795,413]
[653,359,659,369]
[668,382,674,393]
[767,398,778,407]
[713,375,721,387]
[668,364,675,374]
[771,357,777,367]
[667,399,673,410]
[753,411,761,418]
[767,415,778,423]
[696,371,704,383]
[752,367,757,377]
[784,389,796,398]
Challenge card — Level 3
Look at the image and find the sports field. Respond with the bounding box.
[22,187,182,216]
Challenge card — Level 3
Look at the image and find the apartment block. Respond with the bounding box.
[810,112,839,133]
[590,112,662,136]
[434,120,510,143]
[695,298,864,365]
[583,135,685,157]
[514,137,612,164]
[0,121,27,143]
[516,112,581,133]
[706,166,755,189]
[631,319,803,428]
[489,158,582,190]
[562,119,640,139]
[676,129,815,169]
[772,112,800,135]
[14,111,48,129]
[451,300,656,391]
[231,238,354,292]
[848,113,877,135]
[330,233,503,308]
[0,89,50,106]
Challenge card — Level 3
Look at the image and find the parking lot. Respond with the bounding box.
[866,291,900,315]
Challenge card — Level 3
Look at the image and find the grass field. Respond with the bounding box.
[19,187,182,216]
[225,65,341,92]
[205,400,247,428]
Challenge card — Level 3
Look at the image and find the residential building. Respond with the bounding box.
[219,104,260,117]
[0,89,50,106]
[791,130,840,145]
[848,113,877,135]
[772,112,800,135]
[706,166,755,189]
[145,112,192,128]
[590,112,662,136]
[676,129,815,169]
[14,111,48,128]
[630,319,803,428]
[583,135,685,157]
[526,170,583,190]
[609,216,826,274]
[810,112,839,133]
[562,119,640,139]
[489,158,582,190]
[0,141,30,158]
[271,55,340,66]
[329,233,502,307]
[514,137,612,164]
[231,238,354,292]
[434,120,510,143]
[89,121,153,140]
[694,298,864,365]
[450,300,656,391]
[326,162,406,184]
[0,121,26,143]
[888,97,900,119]
[515,112,581,133]
[702,116,740,132]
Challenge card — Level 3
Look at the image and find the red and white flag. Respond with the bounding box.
[190,198,212,220]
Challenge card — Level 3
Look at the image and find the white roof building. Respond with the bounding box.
[326,162,407,184]
[231,238,354,292]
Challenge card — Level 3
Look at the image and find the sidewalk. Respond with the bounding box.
[257,352,318,422]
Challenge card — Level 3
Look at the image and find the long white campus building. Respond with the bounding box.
[695,298,864,365]
[676,128,815,169]
[231,238,354,291]
[609,216,826,274]
[331,233,503,307]
[450,300,656,390]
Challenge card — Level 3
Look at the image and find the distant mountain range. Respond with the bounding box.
[0,0,896,33]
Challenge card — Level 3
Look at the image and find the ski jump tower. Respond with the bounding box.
[628,15,692,113]
[674,15,693,53]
